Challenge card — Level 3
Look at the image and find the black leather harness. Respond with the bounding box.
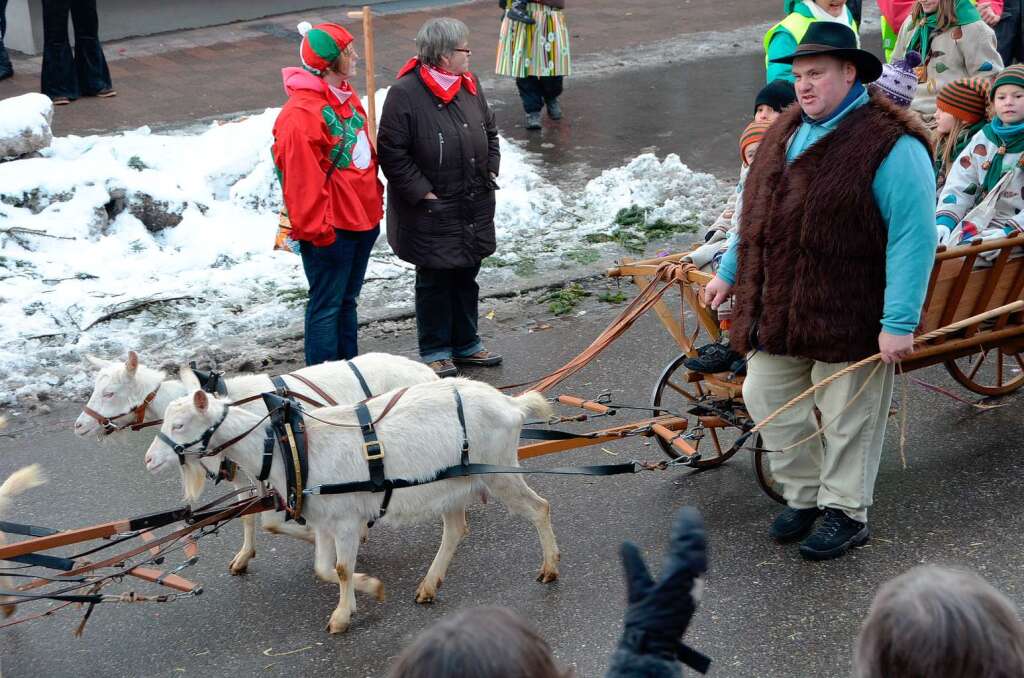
[257,392,309,523]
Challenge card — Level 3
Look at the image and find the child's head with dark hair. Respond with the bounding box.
[855,565,1024,678]
[387,607,572,678]
[754,80,797,123]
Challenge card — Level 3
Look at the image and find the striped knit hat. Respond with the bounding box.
[297,21,354,76]
[740,120,771,166]
[991,64,1024,100]
[937,78,990,124]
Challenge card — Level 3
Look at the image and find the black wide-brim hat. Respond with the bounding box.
[769,22,883,83]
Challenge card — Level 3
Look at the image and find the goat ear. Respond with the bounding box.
[125,351,139,375]
[193,389,209,412]
[85,354,112,369]
[178,365,201,392]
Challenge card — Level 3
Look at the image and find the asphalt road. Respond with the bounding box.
[2,289,1023,678]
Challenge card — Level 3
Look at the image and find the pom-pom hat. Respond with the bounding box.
[874,51,921,108]
[937,78,991,124]
[297,21,354,76]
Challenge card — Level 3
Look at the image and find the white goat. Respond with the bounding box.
[0,464,45,617]
[76,351,437,575]
[145,377,560,634]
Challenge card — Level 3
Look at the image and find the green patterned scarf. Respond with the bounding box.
[981,118,1024,192]
[908,0,982,57]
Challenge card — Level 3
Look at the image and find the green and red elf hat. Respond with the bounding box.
[297,21,354,76]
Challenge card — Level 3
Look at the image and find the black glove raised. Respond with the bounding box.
[618,507,710,673]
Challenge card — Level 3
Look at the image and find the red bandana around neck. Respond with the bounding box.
[397,56,477,104]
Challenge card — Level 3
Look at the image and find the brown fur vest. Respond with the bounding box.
[730,91,932,363]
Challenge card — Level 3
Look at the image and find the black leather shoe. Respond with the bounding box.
[769,506,822,543]
[683,343,742,374]
[799,508,869,561]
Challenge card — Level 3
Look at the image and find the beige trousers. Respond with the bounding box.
[742,352,895,523]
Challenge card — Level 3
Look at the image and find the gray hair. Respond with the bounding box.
[855,566,1024,678]
[416,18,470,67]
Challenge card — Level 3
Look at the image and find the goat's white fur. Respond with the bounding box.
[146,378,559,633]
[77,351,437,576]
[0,464,45,617]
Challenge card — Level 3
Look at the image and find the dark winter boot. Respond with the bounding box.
[799,508,869,561]
[546,98,562,120]
[769,506,822,543]
[683,343,742,373]
[525,112,542,130]
[506,0,535,24]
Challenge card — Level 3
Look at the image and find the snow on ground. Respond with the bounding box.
[0,89,723,403]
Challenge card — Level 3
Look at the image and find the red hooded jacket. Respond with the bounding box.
[272,67,384,247]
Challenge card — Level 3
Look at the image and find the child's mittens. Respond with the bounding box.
[936,223,952,245]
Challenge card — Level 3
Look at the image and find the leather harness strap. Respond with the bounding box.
[288,372,339,406]
[82,386,160,434]
[346,361,373,400]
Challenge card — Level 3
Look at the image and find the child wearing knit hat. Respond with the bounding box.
[934,77,991,189]
[754,80,797,123]
[871,51,920,109]
[935,64,1024,249]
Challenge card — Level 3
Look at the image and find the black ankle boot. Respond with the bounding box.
[799,508,869,561]
[769,506,822,543]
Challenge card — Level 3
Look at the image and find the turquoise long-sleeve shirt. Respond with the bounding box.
[717,85,937,336]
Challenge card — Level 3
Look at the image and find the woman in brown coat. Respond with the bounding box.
[378,17,502,377]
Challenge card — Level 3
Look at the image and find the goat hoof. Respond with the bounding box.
[537,568,559,584]
[229,552,254,575]
[414,587,436,604]
[327,611,351,634]
[1,604,14,618]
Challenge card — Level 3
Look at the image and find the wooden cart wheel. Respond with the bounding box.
[944,346,1024,396]
[753,443,785,505]
[651,354,742,469]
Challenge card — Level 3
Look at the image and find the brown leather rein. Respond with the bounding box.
[81,373,340,435]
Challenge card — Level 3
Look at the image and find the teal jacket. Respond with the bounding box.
[717,85,937,337]
[765,3,859,83]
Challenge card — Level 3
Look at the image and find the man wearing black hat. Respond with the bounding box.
[705,23,937,561]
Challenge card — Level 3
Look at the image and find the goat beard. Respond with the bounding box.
[180,461,208,503]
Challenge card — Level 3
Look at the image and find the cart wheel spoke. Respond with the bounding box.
[967,350,988,381]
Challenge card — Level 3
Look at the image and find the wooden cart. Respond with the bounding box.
[606,233,1024,502]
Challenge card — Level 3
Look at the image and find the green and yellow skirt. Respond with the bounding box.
[495,2,571,79]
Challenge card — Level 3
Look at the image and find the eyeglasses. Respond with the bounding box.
[453,48,472,55]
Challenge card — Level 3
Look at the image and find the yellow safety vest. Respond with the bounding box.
[763,13,860,67]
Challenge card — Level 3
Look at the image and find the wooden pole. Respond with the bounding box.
[347,7,377,146]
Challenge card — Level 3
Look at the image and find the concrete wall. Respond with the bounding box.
[4,0,398,55]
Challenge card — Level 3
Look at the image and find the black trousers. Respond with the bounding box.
[0,0,11,77]
[515,76,563,114]
[40,0,112,99]
[995,0,1024,66]
[414,265,483,362]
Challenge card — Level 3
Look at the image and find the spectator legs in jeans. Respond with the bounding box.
[41,0,113,100]
[0,0,12,80]
[515,76,564,114]
[299,226,380,365]
[995,0,1024,66]
[415,265,484,363]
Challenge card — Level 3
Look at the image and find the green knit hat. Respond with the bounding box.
[991,65,1024,100]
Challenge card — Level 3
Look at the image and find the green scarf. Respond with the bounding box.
[908,0,982,57]
[981,120,1024,192]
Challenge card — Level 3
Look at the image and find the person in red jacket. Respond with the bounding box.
[272,21,384,365]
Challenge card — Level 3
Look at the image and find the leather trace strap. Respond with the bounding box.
[81,385,160,435]
[288,371,339,406]
[307,387,640,498]
[346,361,373,400]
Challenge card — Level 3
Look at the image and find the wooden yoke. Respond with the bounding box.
[347,7,377,147]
